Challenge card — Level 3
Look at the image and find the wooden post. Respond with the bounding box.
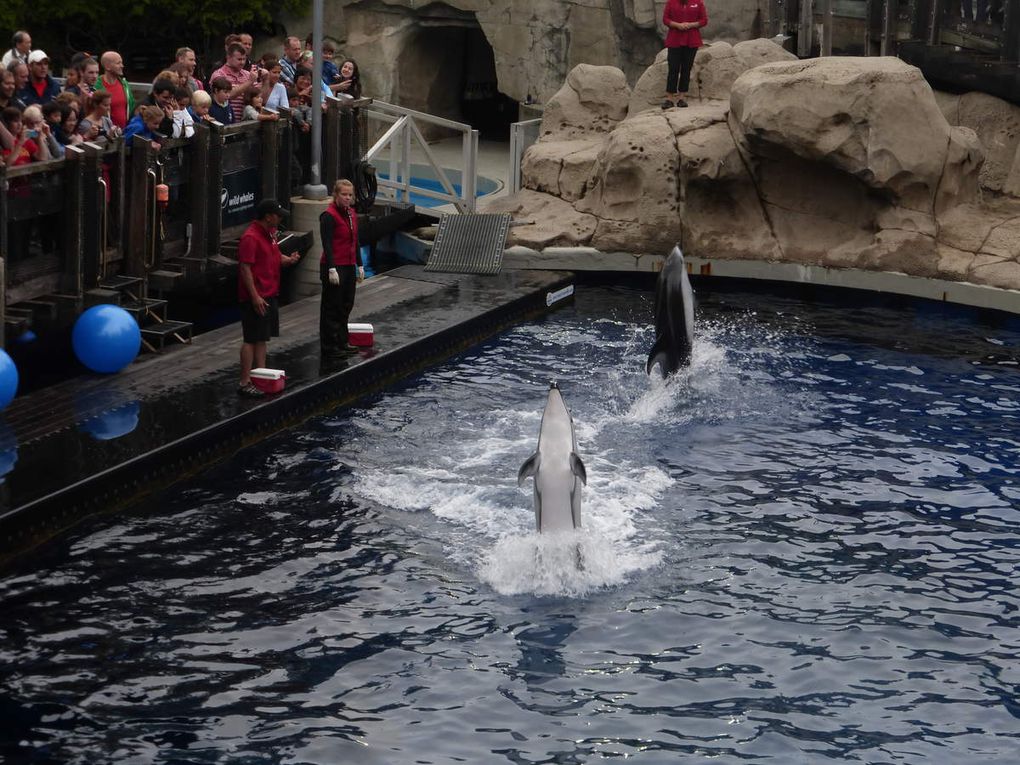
[881,0,897,55]
[911,0,931,39]
[80,143,103,290]
[205,121,225,258]
[261,118,280,203]
[0,163,6,348]
[126,137,153,278]
[1004,0,1020,60]
[866,0,881,54]
[190,123,210,266]
[277,108,294,204]
[62,145,86,298]
[324,98,341,191]
[928,0,943,45]
[821,0,833,55]
[799,0,815,56]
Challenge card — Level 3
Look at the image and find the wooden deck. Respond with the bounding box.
[0,266,574,560]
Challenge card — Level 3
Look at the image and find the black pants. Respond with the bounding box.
[320,263,357,354]
[666,46,698,95]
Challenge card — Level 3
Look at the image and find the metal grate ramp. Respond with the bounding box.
[425,213,511,275]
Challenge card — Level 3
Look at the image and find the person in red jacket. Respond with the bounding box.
[662,0,708,109]
[319,178,365,359]
[237,199,300,397]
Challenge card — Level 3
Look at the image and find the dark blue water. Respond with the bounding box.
[2,284,1019,764]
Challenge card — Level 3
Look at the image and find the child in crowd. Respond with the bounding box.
[242,90,278,122]
[172,87,195,138]
[123,104,165,151]
[188,89,212,123]
[208,77,234,124]
[1,105,51,164]
[21,105,61,158]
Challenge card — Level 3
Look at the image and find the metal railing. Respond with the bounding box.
[509,118,542,195]
[363,101,479,214]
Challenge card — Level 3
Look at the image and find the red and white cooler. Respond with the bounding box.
[250,367,286,394]
[348,323,374,347]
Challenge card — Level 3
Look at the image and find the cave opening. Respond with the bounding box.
[394,8,519,140]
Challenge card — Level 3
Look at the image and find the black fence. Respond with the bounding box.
[0,97,371,346]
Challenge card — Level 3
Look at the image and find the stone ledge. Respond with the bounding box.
[501,248,1020,315]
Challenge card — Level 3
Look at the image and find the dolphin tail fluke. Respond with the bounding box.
[518,452,540,487]
[570,452,587,486]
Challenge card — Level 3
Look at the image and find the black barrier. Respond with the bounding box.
[0,99,371,342]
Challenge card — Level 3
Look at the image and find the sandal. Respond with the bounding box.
[237,382,264,398]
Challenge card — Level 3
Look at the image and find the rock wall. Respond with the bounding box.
[482,43,1020,293]
[275,0,764,108]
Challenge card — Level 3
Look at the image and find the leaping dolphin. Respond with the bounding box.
[647,245,695,378]
[517,383,588,533]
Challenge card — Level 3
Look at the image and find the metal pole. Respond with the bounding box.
[303,0,328,200]
[821,0,834,55]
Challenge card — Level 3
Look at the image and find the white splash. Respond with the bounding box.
[478,530,661,597]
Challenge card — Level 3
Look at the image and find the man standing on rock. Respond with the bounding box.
[662,0,708,109]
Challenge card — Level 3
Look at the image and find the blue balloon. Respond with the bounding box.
[72,304,141,374]
[0,350,17,409]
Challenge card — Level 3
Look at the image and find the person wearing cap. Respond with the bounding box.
[319,178,365,359]
[237,199,300,397]
[19,50,60,107]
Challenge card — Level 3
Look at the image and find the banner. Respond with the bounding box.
[221,168,261,229]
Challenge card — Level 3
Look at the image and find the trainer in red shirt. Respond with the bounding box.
[237,199,299,396]
[662,0,708,109]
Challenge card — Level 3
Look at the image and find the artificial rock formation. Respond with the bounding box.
[486,44,1020,292]
[276,0,762,112]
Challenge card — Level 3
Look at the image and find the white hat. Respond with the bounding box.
[27,50,48,64]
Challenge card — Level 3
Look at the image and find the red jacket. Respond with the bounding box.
[663,0,708,48]
[320,202,360,267]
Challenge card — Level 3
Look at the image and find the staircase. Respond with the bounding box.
[85,275,193,354]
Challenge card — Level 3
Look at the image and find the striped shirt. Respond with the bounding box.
[209,63,255,123]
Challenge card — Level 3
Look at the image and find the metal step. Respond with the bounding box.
[140,319,193,352]
[84,288,123,307]
[147,269,185,292]
[4,308,32,337]
[99,275,143,292]
[122,298,168,323]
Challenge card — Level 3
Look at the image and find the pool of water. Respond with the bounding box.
[2,283,1020,763]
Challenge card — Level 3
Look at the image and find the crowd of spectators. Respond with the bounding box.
[0,28,365,168]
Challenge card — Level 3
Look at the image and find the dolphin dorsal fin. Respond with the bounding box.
[570,452,587,486]
[518,452,540,487]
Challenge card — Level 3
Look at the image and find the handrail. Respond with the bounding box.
[6,158,66,179]
[362,100,479,214]
[509,118,542,195]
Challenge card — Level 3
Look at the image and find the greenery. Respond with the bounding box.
[2,0,309,71]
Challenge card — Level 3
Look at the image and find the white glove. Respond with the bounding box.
[328,268,340,286]
[357,266,365,282]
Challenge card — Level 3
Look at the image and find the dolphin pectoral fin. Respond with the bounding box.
[646,336,671,376]
[518,452,540,487]
[570,452,587,486]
